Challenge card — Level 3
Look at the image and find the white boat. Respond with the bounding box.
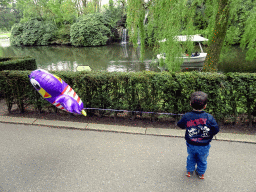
[157,35,208,66]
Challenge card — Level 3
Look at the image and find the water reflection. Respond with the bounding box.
[0,39,159,72]
[121,44,129,58]
[46,61,79,72]
[108,59,154,72]
[1,39,254,73]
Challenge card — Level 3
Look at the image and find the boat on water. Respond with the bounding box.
[157,35,208,69]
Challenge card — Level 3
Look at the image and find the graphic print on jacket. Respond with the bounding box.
[186,118,211,144]
[177,111,219,146]
[188,125,210,141]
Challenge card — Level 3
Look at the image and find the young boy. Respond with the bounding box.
[177,91,219,179]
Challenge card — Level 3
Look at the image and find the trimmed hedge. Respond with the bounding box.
[0,56,37,99]
[1,70,256,126]
[0,56,37,71]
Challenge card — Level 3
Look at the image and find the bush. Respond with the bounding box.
[70,13,112,46]
[54,24,72,44]
[218,47,256,73]
[0,56,37,71]
[2,70,256,127]
[10,19,57,46]
[10,23,23,46]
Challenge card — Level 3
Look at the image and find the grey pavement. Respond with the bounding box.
[0,116,256,143]
[0,122,256,192]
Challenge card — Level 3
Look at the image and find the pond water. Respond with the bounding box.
[0,39,255,73]
[0,40,160,72]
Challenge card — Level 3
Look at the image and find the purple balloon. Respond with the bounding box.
[28,69,86,116]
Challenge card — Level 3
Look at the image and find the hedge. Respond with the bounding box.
[1,70,256,126]
[0,56,37,71]
[0,56,37,99]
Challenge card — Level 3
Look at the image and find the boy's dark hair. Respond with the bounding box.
[190,91,208,110]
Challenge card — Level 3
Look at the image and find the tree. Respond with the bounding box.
[0,0,11,7]
[127,0,146,60]
[16,0,78,27]
[126,0,256,72]
[74,0,102,15]
[127,0,202,72]
[203,0,230,72]
[240,3,256,62]
[0,0,22,31]
[203,0,255,71]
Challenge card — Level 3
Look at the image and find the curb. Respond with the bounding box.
[0,116,256,144]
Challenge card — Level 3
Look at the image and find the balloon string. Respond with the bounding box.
[83,108,184,116]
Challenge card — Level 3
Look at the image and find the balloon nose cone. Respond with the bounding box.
[81,110,87,116]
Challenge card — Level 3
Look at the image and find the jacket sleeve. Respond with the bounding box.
[177,115,187,129]
[209,115,219,136]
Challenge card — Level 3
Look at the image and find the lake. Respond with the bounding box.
[0,39,255,73]
[0,40,160,72]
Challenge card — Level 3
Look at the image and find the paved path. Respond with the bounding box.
[0,119,256,191]
[0,116,256,143]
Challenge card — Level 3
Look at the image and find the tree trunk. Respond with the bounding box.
[82,0,87,8]
[203,0,230,72]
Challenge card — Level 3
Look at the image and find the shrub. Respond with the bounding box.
[10,23,23,46]
[10,19,57,46]
[218,47,256,73]
[3,70,256,126]
[54,24,71,44]
[70,13,112,46]
[0,56,37,71]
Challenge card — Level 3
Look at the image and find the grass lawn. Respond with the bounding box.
[0,32,11,39]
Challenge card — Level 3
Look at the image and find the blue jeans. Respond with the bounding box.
[186,142,211,175]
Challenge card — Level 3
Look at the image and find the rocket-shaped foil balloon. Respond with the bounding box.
[28,69,86,116]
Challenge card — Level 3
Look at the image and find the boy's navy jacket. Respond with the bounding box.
[177,111,219,146]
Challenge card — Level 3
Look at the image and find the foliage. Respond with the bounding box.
[101,0,127,42]
[43,0,77,26]
[103,0,126,26]
[16,0,77,27]
[54,24,72,45]
[218,46,256,73]
[0,56,37,71]
[82,0,100,14]
[126,0,256,72]
[195,0,254,45]
[10,23,23,46]
[203,0,230,72]
[70,13,112,47]
[222,0,254,46]
[127,0,200,72]
[193,1,208,31]
[0,1,22,31]
[126,0,146,59]
[240,2,256,61]
[2,70,256,126]
[225,73,256,127]
[10,19,57,46]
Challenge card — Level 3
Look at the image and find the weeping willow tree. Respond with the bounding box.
[127,0,256,72]
[127,0,197,71]
[203,0,229,72]
[240,3,256,62]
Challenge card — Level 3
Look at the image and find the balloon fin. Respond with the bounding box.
[81,109,87,116]
[55,95,81,114]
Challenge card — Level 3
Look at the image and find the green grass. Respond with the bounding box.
[0,32,11,39]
